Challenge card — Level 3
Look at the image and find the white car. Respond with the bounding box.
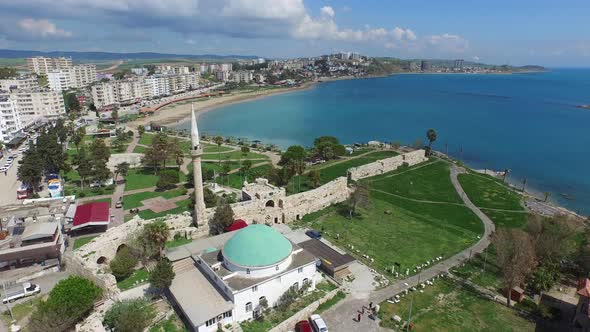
[310,314,328,332]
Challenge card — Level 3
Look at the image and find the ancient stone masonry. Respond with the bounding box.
[65,213,198,296]
[347,149,428,181]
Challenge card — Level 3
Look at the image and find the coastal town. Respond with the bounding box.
[0,50,586,332]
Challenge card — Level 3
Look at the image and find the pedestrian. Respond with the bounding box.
[361,306,365,314]
[369,302,373,309]
[357,313,361,322]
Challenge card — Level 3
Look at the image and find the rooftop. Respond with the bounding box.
[222,224,292,268]
[72,202,109,230]
[168,258,233,327]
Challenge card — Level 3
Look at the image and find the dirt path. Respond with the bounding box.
[321,164,496,331]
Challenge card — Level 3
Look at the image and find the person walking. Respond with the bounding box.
[357,312,362,322]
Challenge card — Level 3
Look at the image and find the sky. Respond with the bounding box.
[0,0,589,66]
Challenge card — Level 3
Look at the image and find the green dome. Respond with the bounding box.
[223,224,292,267]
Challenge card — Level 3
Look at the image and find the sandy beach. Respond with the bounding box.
[129,81,318,127]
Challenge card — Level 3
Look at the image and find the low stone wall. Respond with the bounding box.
[348,149,428,181]
[269,288,341,332]
[282,177,350,222]
[67,213,199,297]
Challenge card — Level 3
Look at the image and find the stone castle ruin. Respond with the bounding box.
[66,107,427,297]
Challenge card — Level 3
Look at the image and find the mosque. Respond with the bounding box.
[165,110,320,332]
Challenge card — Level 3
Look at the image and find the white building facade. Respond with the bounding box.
[11,90,65,126]
[47,71,72,92]
[27,57,73,75]
[0,94,23,143]
[0,76,39,91]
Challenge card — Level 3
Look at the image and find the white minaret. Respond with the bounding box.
[191,105,206,227]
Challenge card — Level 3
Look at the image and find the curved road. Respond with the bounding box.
[321,164,496,331]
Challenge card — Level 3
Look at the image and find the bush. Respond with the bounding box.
[156,169,179,190]
[103,299,155,332]
[28,276,102,332]
[110,247,138,280]
[149,259,175,291]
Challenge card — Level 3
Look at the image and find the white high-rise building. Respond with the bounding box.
[220,63,233,72]
[91,82,119,108]
[11,90,65,126]
[69,64,97,88]
[231,71,253,83]
[0,76,39,91]
[215,71,230,82]
[47,71,72,92]
[27,57,73,75]
[0,93,23,143]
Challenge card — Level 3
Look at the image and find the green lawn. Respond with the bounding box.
[369,160,462,204]
[0,297,42,326]
[379,278,534,332]
[80,197,112,205]
[458,173,523,210]
[215,164,272,189]
[138,199,191,220]
[288,150,401,194]
[64,184,115,198]
[458,173,527,229]
[295,160,482,274]
[124,168,160,190]
[453,246,503,291]
[165,237,193,248]
[139,133,155,145]
[133,145,146,154]
[349,148,375,156]
[202,150,268,161]
[73,236,98,250]
[123,187,187,209]
[149,312,188,332]
[117,268,150,291]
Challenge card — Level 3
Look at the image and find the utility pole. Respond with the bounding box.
[406,270,421,332]
[482,247,488,273]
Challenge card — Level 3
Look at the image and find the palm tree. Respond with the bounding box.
[214,136,224,166]
[543,192,551,202]
[143,221,169,258]
[114,162,130,184]
[426,128,437,156]
[522,178,527,193]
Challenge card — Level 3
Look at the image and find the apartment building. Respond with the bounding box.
[27,57,73,75]
[11,90,65,126]
[69,64,97,88]
[157,65,190,75]
[47,71,72,92]
[0,76,39,91]
[0,93,23,143]
[215,70,230,82]
[231,71,253,83]
[90,82,118,108]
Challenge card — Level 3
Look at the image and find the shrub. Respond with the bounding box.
[156,169,179,190]
[28,276,102,332]
[149,259,175,292]
[110,247,138,280]
[103,299,155,332]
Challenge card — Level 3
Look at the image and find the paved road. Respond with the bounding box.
[0,150,24,205]
[321,165,496,331]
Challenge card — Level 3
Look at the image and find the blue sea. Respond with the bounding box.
[179,69,590,214]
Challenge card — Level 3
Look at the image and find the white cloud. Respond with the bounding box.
[472,56,480,61]
[185,39,196,45]
[320,6,335,18]
[427,33,469,53]
[18,18,71,38]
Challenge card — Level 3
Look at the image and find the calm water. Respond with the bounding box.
[179,70,590,214]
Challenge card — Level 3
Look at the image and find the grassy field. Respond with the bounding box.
[0,297,42,326]
[215,164,272,189]
[73,236,98,250]
[80,197,112,205]
[138,199,191,220]
[124,168,160,190]
[123,187,187,209]
[379,278,534,332]
[149,312,188,332]
[458,173,528,229]
[287,150,400,194]
[369,160,462,203]
[458,173,523,210]
[453,246,503,290]
[296,161,483,274]
[117,268,150,291]
[165,237,193,248]
[202,150,268,161]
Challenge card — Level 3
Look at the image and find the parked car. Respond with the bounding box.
[295,320,313,332]
[115,201,123,208]
[306,229,322,240]
[310,314,328,332]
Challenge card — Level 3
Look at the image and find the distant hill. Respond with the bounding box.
[0,49,259,61]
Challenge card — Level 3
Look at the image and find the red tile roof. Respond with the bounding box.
[226,219,248,232]
[72,202,110,230]
[579,279,590,298]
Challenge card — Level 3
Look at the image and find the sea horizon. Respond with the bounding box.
[177,69,590,215]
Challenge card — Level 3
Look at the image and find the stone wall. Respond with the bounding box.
[269,288,341,332]
[66,213,199,297]
[347,149,428,181]
[281,177,350,222]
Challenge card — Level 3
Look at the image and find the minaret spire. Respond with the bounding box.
[190,103,206,230]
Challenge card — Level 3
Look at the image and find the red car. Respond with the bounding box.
[295,320,313,332]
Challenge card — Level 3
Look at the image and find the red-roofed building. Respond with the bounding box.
[226,219,248,232]
[71,202,110,232]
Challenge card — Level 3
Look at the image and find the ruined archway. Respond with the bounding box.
[96,256,107,264]
[116,244,127,253]
[265,200,275,208]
